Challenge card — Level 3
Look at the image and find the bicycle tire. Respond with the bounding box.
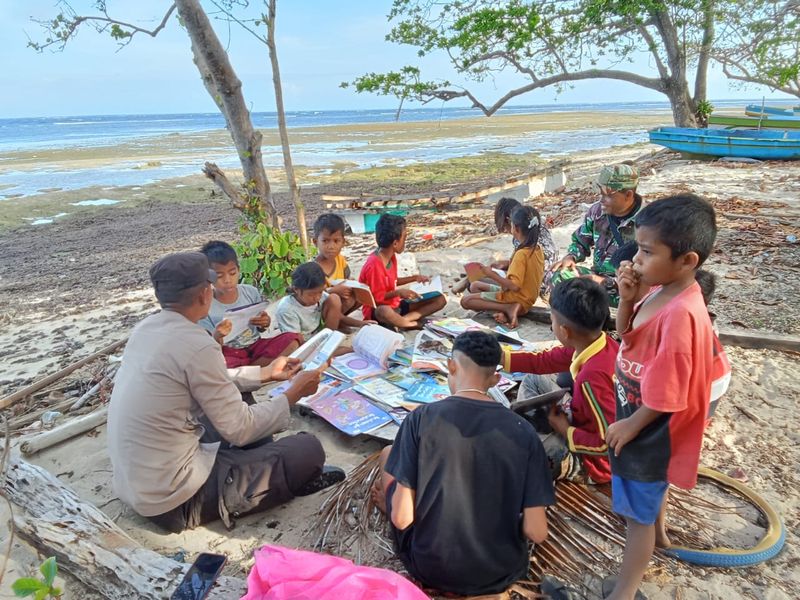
[665,467,785,567]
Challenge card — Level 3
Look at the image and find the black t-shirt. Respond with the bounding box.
[385,396,555,595]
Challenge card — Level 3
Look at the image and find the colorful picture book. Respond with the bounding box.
[411,329,451,372]
[289,328,346,371]
[222,301,269,343]
[404,380,451,404]
[305,387,392,436]
[354,377,408,408]
[426,317,523,346]
[383,365,427,390]
[352,324,404,367]
[330,353,387,381]
[329,278,376,308]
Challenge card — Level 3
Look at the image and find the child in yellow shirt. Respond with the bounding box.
[312,214,360,316]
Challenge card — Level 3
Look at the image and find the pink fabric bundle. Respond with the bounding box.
[241,544,429,600]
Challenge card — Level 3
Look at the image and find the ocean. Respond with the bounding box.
[0,99,777,201]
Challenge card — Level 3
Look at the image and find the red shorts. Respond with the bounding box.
[222,333,302,368]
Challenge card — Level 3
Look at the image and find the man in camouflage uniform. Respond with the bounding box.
[548,164,642,307]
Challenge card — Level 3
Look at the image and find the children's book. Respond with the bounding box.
[383,365,427,390]
[426,318,523,347]
[352,324,404,367]
[330,353,387,381]
[411,329,451,372]
[306,387,392,436]
[222,301,269,343]
[406,275,445,303]
[404,380,451,404]
[329,278,376,308]
[354,377,408,408]
[289,328,346,371]
[387,347,412,367]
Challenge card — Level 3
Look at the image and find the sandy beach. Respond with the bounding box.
[0,111,798,599]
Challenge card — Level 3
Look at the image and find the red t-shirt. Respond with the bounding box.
[612,283,714,489]
[358,251,401,319]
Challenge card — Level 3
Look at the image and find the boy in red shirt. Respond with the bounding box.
[359,214,446,329]
[502,278,617,483]
[604,193,717,600]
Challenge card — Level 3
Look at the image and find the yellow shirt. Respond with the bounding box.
[497,246,544,311]
[319,254,351,286]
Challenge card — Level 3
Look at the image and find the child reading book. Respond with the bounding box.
[604,193,717,600]
[358,213,446,330]
[371,331,554,596]
[276,262,372,337]
[312,213,361,316]
[198,241,301,368]
[460,205,545,329]
[503,278,618,484]
[493,197,558,274]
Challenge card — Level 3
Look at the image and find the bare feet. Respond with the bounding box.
[370,480,387,515]
[655,526,671,549]
[493,312,508,324]
[502,303,522,329]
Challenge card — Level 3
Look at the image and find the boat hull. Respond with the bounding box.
[744,104,800,117]
[708,114,800,130]
[648,127,800,160]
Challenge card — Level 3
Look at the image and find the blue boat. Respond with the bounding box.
[648,127,800,160]
[745,104,800,117]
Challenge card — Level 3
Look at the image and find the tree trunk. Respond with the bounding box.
[266,0,308,249]
[666,83,699,127]
[2,453,246,598]
[175,0,280,228]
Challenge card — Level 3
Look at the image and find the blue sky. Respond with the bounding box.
[1,1,794,118]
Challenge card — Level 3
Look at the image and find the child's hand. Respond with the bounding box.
[214,318,232,342]
[480,264,493,276]
[331,284,352,299]
[547,403,570,437]
[250,311,271,330]
[398,288,420,300]
[616,261,644,303]
[605,417,638,456]
[415,274,430,284]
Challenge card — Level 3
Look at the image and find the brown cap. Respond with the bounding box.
[149,251,216,304]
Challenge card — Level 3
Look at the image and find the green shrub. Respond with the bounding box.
[12,556,61,599]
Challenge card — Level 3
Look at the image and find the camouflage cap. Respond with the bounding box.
[597,163,639,191]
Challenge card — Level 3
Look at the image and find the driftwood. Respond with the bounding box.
[20,407,108,456]
[2,453,246,599]
[718,328,800,353]
[0,339,126,411]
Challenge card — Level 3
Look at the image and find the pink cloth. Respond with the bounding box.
[242,544,429,600]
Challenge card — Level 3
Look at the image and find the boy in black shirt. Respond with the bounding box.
[371,331,555,596]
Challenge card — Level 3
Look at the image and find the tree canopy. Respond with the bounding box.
[348,0,800,126]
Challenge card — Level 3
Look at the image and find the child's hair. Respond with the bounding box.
[313,213,347,239]
[550,278,609,334]
[494,197,521,232]
[200,240,238,266]
[509,205,541,250]
[694,269,716,306]
[635,194,717,265]
[375,213,407,248]
[291,262,327,293]
[453,331,501,375]
[610,240,639,269]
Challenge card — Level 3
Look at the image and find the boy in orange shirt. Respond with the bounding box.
[604,194,717,600]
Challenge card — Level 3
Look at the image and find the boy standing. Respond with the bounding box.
[503,278,617,484]
[372,331,555,596]
[358,213,446,329]
[604,194,717,600]
[199,241,302,368]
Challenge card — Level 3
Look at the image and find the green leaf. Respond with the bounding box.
[40,557,57,587]
[12,578,45,597]
[239,256,259,275]
[34,588,50,600]
[269,276,285,291]
[274,237,289,258]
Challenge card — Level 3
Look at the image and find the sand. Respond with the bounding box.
[0,122,798,598]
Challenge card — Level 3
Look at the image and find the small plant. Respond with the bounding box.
[234,195,310,299]
[12,556,62,599]
[696,99,715,127]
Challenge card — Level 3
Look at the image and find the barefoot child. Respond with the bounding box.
[503,278,617,483]
[603,194,717,600]
[358,213,446,329]
[312,213,360,316]
[276,262,372,337]
[199,241,301,368]
[460,205,545,328]
[371,331,554,596]
[491,197,558,274]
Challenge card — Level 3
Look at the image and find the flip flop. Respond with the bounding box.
[601,576,648,600]
[540,575,585,599]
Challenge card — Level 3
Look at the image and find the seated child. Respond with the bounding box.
[461,205,545,328]
[198,241,301,368]
[276,262,372,337]
[371,331,555,596]
[604,193,717,600]
[312,213,360,316]
[505,278,618,483]
[358,213,446,329]
[493,196,559,272]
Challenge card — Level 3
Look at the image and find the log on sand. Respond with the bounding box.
[2,453,246,598]
[20,407,108,456]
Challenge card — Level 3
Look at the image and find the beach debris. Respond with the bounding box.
[40,411,62,430]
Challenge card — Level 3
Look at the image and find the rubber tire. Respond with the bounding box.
[664,466,786,567]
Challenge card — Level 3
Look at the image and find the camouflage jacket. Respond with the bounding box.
[567,197,642,277]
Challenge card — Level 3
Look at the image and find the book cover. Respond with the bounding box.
[383,366,426,390]
[331,352,386,381]
[404,380,451,404]
[306,387,392,436]
[354,377,408,408]
[329,278,376,308]
[411,329,451,372]
[406,275,445,303]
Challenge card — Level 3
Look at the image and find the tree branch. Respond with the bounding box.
[637,23,669,81]
[721,61,799,97]
[694,0,715,101]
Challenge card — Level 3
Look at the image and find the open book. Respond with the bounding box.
[328,325,405,381]
[329,278,376,308]
[407,275,445,303]
[426,317,523,346]
[222,301,269,343]
[289,328,346,371]
[305,387,392,436]
[411,329,451,372]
